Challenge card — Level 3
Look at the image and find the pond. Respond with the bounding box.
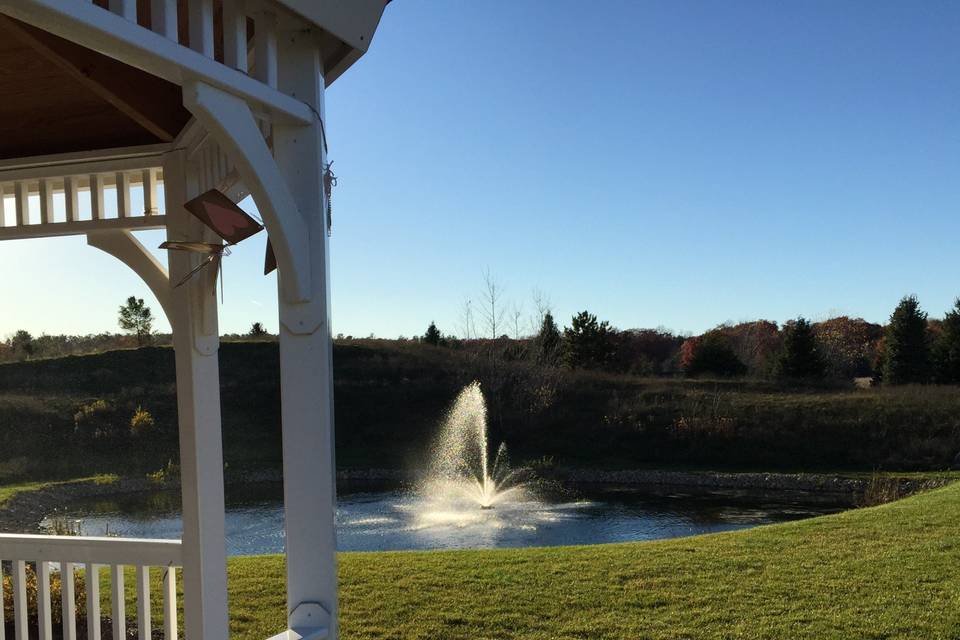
[41,483,850,554]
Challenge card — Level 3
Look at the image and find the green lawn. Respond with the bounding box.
[223,482,960,639]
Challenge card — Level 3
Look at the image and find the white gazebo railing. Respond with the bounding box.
[0,145,168,241]
[0,533,182,640]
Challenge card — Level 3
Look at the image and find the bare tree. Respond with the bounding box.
[511,302,524,340]
[458,297,476,340]
[479,268,506,339]
[529,288,552,335]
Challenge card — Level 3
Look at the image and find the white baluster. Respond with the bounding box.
[38,561,53,640]
[223,0,248,72]
[143,169,159,215]
[116,172,132,218]
[111,565,125,640]
[162,568,177,640]
[108,0,136,21]
[39,179,55,224]
[136,566,151,640]
[89,174,106,220]
[253,11,278,88]
[62,562,78,640]
[65,177,80,223]
[11,560,27,640]
[86,564,101,640]
[14,181,28,227]
[151,0,178,41]
[0,183,7,228]
[189,0,215,57]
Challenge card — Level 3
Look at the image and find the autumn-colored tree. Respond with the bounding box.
[716,320,781,374]
[813,316,884,379]
[683,333,747,377]
[609,328,684,375]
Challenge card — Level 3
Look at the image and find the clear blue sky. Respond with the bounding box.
[1,1,958,339]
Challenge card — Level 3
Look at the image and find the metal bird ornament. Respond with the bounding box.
[159,189,264,294]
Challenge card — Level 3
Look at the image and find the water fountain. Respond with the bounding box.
[420,381,532,510]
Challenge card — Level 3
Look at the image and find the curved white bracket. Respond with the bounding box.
[87,229,175,331]
[181,80,312,304]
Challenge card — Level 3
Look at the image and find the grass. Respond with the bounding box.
[217,482,960,639]
[0,474,118,508]
[9,480,957,639]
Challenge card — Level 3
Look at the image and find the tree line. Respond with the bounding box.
[418,294,960,386]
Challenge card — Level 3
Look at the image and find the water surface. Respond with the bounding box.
[41,483,849,554]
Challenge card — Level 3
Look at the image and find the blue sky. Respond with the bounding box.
[1,1,958,339]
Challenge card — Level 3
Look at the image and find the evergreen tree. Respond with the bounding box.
[934,298,960,384]
[118,296,154,346]
[684,333,747,377]
[423,321,442,346]
[883,295,931,384]
[535,312,561,363]
[774,317,825,380]
[248,322,268,337]
[562,310,614,369]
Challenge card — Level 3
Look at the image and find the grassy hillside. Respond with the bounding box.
[0,340,959,481]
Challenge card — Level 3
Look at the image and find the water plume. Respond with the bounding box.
[421,381,531,509]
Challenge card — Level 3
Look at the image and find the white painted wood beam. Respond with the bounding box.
[274,27,337,640]
[182,80,312,303]
[0,0,313,125]
[0,216,166,241]
[162,147,230,640]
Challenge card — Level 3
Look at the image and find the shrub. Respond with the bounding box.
[2,563,87,626]
[129,405,156,437]
[684,334,747,378]
[73,399,124,441]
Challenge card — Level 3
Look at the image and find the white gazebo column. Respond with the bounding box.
[162,148,230,640]
[273,30,339,639]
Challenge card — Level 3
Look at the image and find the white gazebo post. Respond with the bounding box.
[274,28,339,638]
[163,147,230,640]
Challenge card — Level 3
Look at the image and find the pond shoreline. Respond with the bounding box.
[0,469,951,534]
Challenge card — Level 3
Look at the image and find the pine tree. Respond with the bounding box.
[536,312,561,363]
[423,321,442,346]
[118,296,154,346]
[774,317,825,380]
[883,295,931,385]
[934,298,960,384]
[562,311,614,369]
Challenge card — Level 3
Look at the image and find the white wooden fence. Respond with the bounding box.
[0,534,182,640]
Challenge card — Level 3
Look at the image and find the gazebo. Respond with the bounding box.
[0,2,388,639]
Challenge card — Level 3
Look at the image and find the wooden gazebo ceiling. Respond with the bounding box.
[0,15,191,161]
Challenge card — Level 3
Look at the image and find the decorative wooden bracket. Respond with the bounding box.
[86,229,175,331]
[182,80,313,304]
